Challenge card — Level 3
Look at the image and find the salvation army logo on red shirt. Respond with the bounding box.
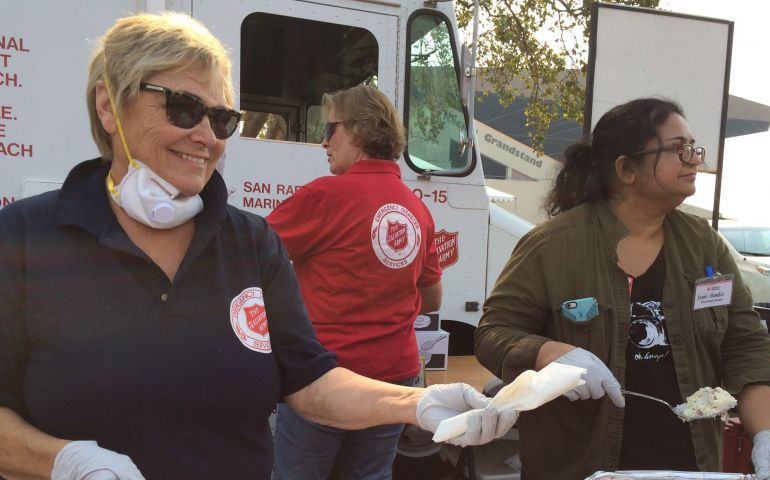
[386,220,408,251]
[371,203,421,269]
[230,287,272,353]
[435,229,459,270]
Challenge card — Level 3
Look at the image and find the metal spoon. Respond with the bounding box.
[621,389,684,417]
[620,389,713,422]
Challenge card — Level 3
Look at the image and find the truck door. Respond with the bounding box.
[191,0,398,212]
[400,9,490,343]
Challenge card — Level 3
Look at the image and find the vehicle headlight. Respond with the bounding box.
[757,264,770,277]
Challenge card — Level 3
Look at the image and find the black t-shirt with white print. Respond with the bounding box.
[619,249,698,470]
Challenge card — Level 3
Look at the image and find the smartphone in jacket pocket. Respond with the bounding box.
[561,297,599,322]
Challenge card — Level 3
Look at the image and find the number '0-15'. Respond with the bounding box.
[412,189,447,204]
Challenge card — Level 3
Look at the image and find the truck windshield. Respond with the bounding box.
[405,12,471,175]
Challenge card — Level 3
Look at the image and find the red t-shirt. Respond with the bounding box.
[267,160,441,381]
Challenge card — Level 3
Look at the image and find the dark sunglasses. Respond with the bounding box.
[139,82,241,139]
[630,143,706,166]
[323,121,343,141]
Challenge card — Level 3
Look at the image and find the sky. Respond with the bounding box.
[657,0,770,223]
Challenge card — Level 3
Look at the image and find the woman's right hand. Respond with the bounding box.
[554,347,625,407]
[416,383,519,447]
[52,441,144,480]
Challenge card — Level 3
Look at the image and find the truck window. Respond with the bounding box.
[240,12,378,143]
[405,12,471,175]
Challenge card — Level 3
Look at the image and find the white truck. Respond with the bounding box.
[0,0,534,352]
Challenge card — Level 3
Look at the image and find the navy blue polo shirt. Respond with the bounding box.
[0,158,337,478]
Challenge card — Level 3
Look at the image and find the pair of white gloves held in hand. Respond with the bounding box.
[416,382,519,447]
[416,349,623,447]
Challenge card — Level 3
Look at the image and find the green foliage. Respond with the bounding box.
[455,0,660,154]
[410,20,465,144]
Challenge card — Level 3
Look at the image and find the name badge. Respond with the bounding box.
[693,274,734,310]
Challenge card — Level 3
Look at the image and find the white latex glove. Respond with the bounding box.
[752,430,770,479]
[554,347,625,408]
[52,441,145,480]
[416,383,519,447]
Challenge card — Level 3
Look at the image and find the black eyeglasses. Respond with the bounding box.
[630,143,706,166]
[139,82,241,139]
[323,121,343,141]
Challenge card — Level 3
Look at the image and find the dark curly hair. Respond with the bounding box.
[545,98,684,216]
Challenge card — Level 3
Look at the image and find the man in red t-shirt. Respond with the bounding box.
[268,85,441,480]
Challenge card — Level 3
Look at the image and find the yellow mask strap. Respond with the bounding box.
[103,69,137,171]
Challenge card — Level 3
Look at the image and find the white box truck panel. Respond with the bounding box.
[1,0,534,351]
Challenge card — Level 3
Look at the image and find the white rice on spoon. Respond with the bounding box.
[672,386,737,422]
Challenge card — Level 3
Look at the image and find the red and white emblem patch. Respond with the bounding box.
[371,203,421,269]
[230,287,271,353]
[386,220,408,252]
[435,229,459,270]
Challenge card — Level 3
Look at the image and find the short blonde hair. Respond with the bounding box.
[322,85,406,160]
[86,12,234,160]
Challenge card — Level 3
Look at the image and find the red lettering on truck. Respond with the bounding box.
[243,181,271,194]
[242,197,282,209]
[276,184,301,195]
[0,36,30,52]
[0,142,33,157]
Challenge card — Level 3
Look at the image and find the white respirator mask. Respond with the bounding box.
[107,159,203,229]
[103,72,203,229]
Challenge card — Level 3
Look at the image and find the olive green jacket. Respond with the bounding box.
[475,201,770,480]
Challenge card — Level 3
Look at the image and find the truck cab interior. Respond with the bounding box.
[240,12,379,144]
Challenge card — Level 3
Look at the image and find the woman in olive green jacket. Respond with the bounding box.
[476,98,770,480]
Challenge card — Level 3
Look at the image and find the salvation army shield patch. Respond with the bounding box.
[230,287,272,353]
